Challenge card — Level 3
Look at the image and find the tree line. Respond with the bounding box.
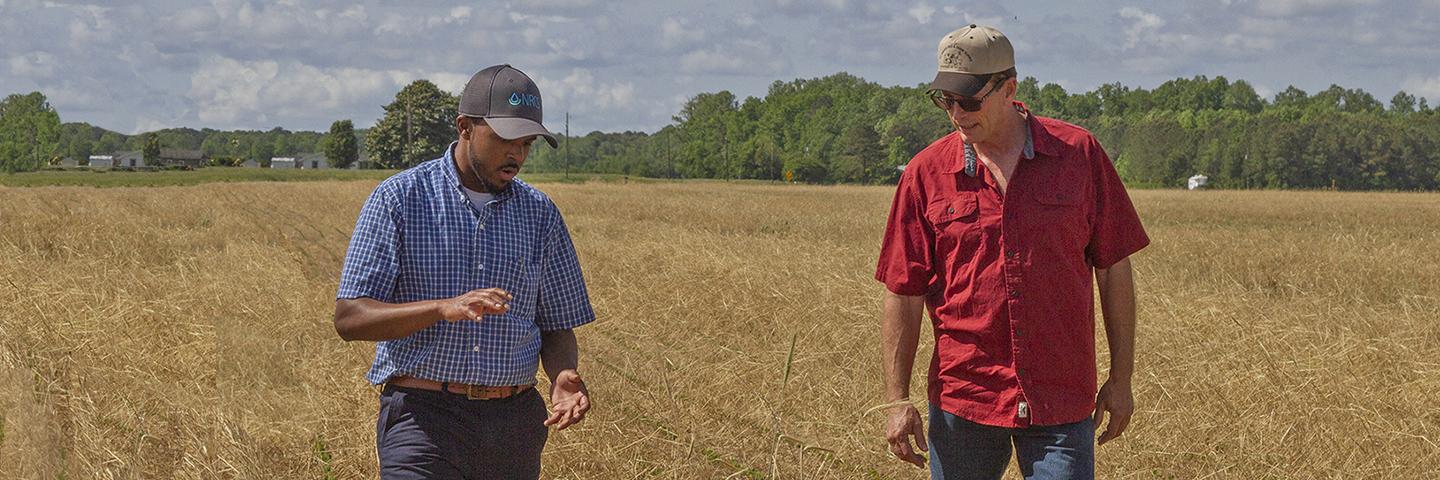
[518,73,1440,190]
[0,92,362,171]
[6,73,1439,189]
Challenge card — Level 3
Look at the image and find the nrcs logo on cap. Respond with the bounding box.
[509,92,540,108]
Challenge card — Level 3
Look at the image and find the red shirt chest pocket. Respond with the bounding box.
[925,193,980,241]
[1029,188,1089,254]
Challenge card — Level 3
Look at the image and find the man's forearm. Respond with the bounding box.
[540,329,580,382]
[1095,257,1137,382]
[882,292,927,402]
[333,297,443,342]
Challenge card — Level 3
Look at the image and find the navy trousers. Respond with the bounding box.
[377,385,549,479]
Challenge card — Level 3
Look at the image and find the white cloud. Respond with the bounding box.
[908,3,935,24]
[537,68,638,113]
[165,6,216,32]
[379,7,473,34]
[7,52,57,78]
[187,56,417,128]
[1248,0,1382,17]
[1118,7,1165,49]
[523,0,596,7]
[661,16,705,49]
[935,7,1003,29]
[427,72,470,96]
[680,41,789,76]
[523,27,544,47]
[544,38,591,63]
[1401,75,1440,102]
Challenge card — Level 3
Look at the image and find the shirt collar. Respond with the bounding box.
[946,101,1057,175]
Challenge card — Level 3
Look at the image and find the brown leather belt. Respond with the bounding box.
[387,376,534,400]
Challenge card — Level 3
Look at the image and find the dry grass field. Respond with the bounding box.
[1,179,1437,479]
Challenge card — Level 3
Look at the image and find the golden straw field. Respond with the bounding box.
[1,179,1438,479]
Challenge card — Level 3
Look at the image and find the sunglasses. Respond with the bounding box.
[929,78,1005,112]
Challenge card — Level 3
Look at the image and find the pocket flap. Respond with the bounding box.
[926,194,978,225]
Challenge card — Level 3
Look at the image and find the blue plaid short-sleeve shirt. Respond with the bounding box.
[337,143,595,386]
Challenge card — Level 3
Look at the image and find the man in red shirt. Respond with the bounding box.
[876,24,1149,479]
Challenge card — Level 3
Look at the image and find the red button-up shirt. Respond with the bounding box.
[876,105,1149,427]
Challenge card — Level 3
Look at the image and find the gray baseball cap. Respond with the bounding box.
[458,64,558,148]
[929,24,1014,96]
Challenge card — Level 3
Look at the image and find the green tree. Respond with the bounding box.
[96,131,125,155]
[249,139,274,164]
[143,132,161,166]
[1273,86,1309,108]
[1390,91,1417,115]
[0,92,63,172]
[366,80,458,169]
[1223,80,1265,113]
[1033,83,1069,116]
[673,91,739,178]
[325,119,359,169]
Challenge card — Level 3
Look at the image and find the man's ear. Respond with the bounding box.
[456,115,470,139]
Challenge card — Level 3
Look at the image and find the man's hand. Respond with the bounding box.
[1092,378,1133,446]
[545,369,590,430]
[885,404,928,467]
[437,288,512,322]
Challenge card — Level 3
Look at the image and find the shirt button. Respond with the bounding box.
[479,224,485,230]
[477,263,485,270]
[473,346,480,352]
[1009,289,1020,299]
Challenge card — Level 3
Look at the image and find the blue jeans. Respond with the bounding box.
[928,403,1095,480]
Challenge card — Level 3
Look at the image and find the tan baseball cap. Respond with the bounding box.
[929,24,1014,96]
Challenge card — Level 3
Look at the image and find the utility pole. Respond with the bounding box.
[404,95,412,168]
[721,121,729,181]
[564,111,570,178]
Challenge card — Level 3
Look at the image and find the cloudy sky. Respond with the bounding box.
[3,0,1439,135]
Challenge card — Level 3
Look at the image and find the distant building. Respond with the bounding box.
[58,157,79,168]
[114,151,143,168]
[241,159,260,168]
[159,149,206,169]
[1188,174,1209,190]
[270,157,298,169]
[298,153,328,169]
[88,155,114,169]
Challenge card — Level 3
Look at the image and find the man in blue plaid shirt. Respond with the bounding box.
[334,64,595,479]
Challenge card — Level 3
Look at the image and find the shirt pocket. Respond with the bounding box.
[498,256,542,319]
[926,193,980,235]
[1030,189,1088,254]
